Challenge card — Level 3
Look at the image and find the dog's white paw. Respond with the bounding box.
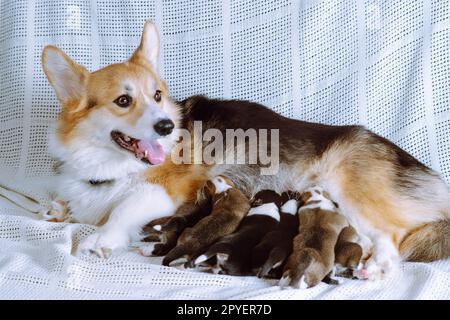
[137,244,154,257]
[364,256,397,281]
[78,230,128,258]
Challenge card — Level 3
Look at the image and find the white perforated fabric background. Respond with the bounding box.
[0,0,449,299]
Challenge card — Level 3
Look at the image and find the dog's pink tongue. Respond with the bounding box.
[137,139,165,164]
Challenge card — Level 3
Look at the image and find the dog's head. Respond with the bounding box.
[250,190,283,208]
[42,21,179,170]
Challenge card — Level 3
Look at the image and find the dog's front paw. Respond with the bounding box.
[78,230,128,258]
[363,255,397,281]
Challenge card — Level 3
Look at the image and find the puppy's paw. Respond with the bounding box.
[78,230,128,258]
[39,200,70,222]
[152,242,174,256]
[278,273,291,288]
[298,275,309,289]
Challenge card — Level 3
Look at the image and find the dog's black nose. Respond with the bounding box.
[154,119,174,136]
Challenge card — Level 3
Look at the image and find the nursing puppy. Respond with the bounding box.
[162,176,249,266]
[146,183,213,256]
[252,191,300,278]
[334,225,364,278]
[42,21,450,277]
[194,190,282,276]
[280,186,349,289]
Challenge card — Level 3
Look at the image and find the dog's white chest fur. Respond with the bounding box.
[57,171,140,225]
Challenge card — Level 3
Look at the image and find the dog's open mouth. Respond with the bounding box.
[111,131,166,165]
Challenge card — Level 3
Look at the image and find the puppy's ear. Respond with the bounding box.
[130,20,159,69]
[42,46,89,105]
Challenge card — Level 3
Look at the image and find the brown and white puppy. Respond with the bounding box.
[334,225,364,278]
[162,176,249,266]
[280,186,349,289]
[143,182,214,256]
[252,191,300,278]
[194,190,283,275]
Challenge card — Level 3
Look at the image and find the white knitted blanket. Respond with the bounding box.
[0,0,449,299]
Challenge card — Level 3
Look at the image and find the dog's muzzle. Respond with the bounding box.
[154,119,174,136]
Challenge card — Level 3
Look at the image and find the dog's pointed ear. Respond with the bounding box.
[42,45,89,105]
[130,20,160,68]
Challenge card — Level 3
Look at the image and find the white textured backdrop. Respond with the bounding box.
[0,0,449,299]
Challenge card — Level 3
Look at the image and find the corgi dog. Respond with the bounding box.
[42,21,450,279]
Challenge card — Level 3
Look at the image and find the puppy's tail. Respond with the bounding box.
[194,242,232,265]
[163,244,188,266]
[399,219,450,262]
[258,247,288,278]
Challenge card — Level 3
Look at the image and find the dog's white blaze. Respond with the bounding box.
[247,203,280,221]
[281,199,297,215]
[212,176,232,193]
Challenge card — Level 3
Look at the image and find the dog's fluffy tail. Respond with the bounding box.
[399,219,450,262]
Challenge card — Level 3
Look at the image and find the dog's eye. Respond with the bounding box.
[114,94,132,108]
[154,90,162,103]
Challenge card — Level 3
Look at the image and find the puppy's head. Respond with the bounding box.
[299,186,339,210]
[42,21,180,167]
[251,190,282,208]
[210,175,235,194]
[197,175,235,203]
